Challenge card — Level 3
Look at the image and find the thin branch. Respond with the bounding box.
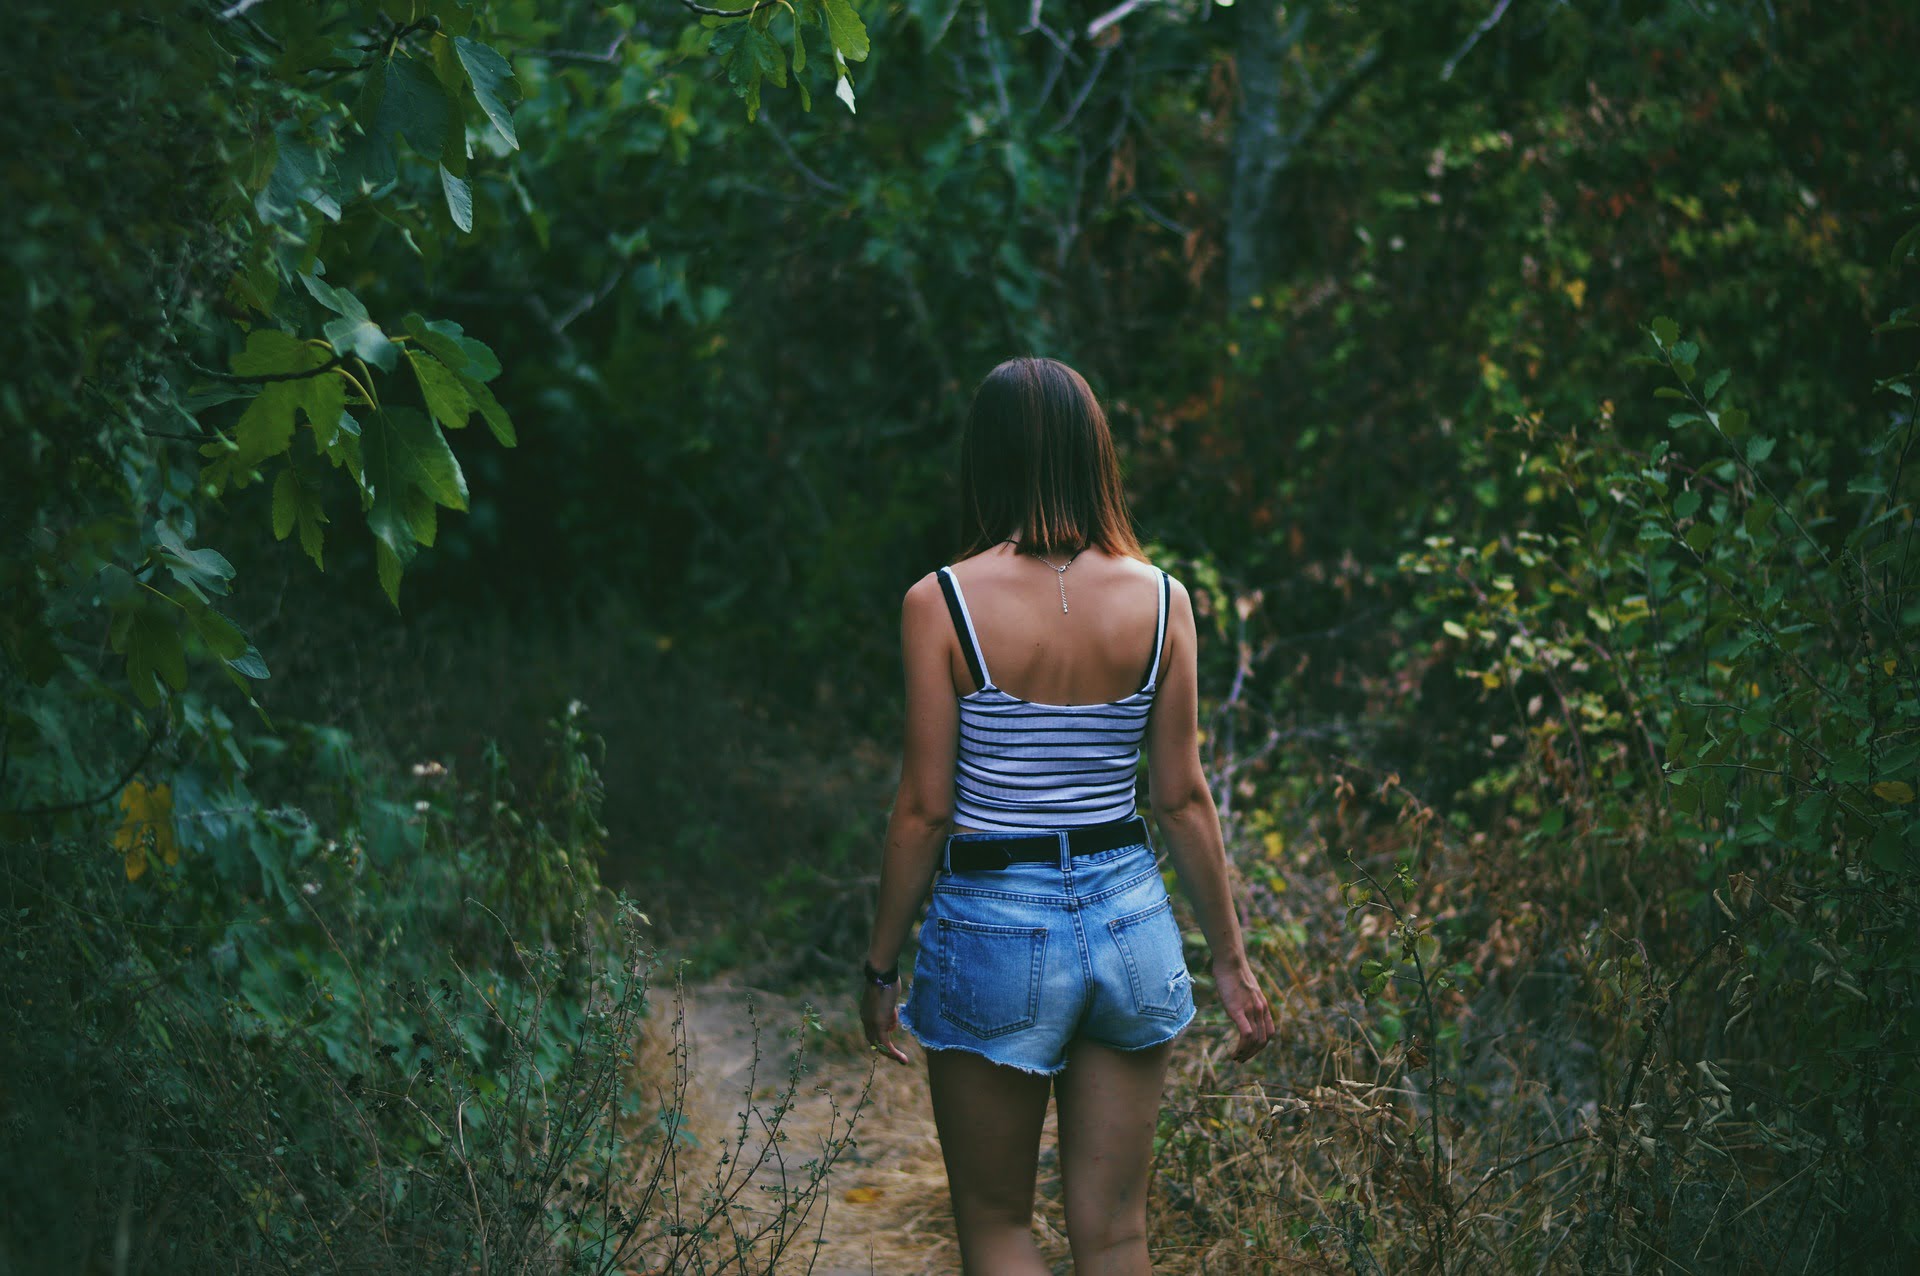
[1049,41,1113,133]
[1128,195,1190,237]
[552,269,628,334]
[186,352,348,384]
[530,29,637,64]
[6,720,166,818]
[977,10,1013,121]
[1441,0,1515,81]
[677,0,780,17]
[761,116,846,195]
[1086,0,1159,41]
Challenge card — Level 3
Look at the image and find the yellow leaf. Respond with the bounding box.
[1885,657,1898,675]
[1480,669,1501,689]
[1873,781,1914,805]
[114,780,178,878]
[843,1187,883,1204]
[1563,278,1587,308]
[1262,831,1285,859]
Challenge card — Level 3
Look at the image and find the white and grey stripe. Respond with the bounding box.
[939,566,1171,833]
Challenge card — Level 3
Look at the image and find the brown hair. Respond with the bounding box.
[957,357,1146,561]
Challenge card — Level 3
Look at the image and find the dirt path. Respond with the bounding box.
[646,978,1076,1275]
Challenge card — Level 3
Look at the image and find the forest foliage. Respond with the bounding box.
[3,0,1918,1270]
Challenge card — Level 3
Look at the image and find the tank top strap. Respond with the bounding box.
[936,566,992,691]
[1143,569,1172,691]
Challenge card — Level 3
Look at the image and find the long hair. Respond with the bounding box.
[956,357,1146,562]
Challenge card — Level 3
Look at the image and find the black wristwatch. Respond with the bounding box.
[862,958,900,989]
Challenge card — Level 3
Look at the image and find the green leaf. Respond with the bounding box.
[440,164,473,232]
[1746,435,1776,465]
[271,470,297,540]
[362,406,468,606]
[271,467,330,568]
[461,374,517,446]
[381,55,453,160]
[455,36,520,150]
[1651,316,1679,348]
[323,316,399,374]
[229,386,295,478]
[262,125,341,223]
[402,314,501,382]
[748,27,786,88]
[821,0,870,60]
[126,606,187,706]
[186,602,248,663]
[408,348,473,431]
[302,271,400,372]
[154,525,235,601]
[232,328,319,378]
[1674,489,1701,520]
[1703,367,1731,403]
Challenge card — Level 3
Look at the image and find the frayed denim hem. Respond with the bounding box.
[899,1002,1195,1076]
[914,1039,1072,1077]
[897,1005,1072,1076]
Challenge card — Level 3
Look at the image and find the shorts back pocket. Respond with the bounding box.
[1107,897,1191,1020]
[938,917,1047,1039]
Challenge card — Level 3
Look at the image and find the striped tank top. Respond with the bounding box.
[937,564,1172,833]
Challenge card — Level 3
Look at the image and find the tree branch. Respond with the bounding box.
[1086,0,1159,41]
[677,0,780,17]
[530,30,637,64]
[186,352,348,384]
[761,116,847,195]
[5,720,166,819]
[1441,0,1514,82]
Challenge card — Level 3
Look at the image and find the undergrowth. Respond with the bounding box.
[0,700,860,1273]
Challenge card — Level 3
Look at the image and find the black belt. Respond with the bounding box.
[946,816,1148,872]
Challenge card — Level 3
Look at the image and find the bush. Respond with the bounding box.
[1148,285,1918,1271]
[0,702,857,1274]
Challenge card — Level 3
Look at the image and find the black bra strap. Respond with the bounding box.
[937,567,987,690]
[1141,570,1171,691]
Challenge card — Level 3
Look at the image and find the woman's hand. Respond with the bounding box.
[1214,957,1274,1062]
[861,982,911,1065]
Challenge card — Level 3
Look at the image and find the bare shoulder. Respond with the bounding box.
[903,570,946,616]
[1129,555,1188,597]
[1144,564,1195,629]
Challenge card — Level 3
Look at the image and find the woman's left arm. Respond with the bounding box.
[861,572,960,1064]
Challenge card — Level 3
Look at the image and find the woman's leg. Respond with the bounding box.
[1053,1038,1175,1275]
[926,1048,1055,1275]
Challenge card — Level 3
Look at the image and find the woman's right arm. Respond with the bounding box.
[1145,577,1274,1061]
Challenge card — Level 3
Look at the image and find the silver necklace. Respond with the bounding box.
[1006,538,1082,613]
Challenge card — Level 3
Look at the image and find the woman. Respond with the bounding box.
[860,356,1274,1274]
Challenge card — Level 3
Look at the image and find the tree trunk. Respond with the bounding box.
[1226,0,1304,313]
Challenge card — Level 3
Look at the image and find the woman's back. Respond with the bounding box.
[942,547,1171,833]
[944,548,1168,706]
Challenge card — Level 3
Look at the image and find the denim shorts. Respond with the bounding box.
[898,832,1197,1075]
